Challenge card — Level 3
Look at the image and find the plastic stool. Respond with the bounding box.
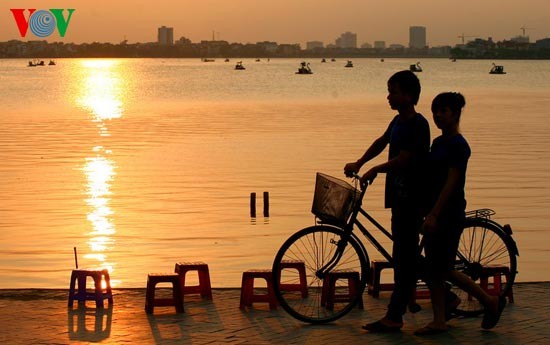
[145,273,184,314]
[321,270,363,310]
[480,266,515,303]
[68,269,113,308]
[174,262,213,300]
[368,260,394,298]
[278,260,308,298]
[368,260,430,302]
[239,269,277,310]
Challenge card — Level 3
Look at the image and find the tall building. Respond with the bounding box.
[335,32,357,48]
[158,26,174,45]
[409,26,427,49]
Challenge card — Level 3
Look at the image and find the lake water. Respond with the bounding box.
[1,58,549,288]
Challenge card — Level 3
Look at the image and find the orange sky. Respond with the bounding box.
[1,0,549,46]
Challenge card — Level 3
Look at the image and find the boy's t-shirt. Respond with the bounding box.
[426,133,471,220]
[382,113,430,209]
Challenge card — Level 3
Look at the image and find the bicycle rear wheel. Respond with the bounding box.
[452,217,517,316]
[272,225,369,324]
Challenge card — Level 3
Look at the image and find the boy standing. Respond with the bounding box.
[344,70,430,332]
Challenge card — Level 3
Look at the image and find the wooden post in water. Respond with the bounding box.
[263,191,270,217]
[73,247,79,269]
[250,192,256,218]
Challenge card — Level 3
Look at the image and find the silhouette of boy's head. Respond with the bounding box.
[388,70,421,106]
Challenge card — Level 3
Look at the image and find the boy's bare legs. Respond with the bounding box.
[364,208,419,332]
[415,278,447,335]
[429,281,448,329]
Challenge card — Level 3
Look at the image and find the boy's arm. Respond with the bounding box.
[345,135,388,175]
[356,135,389,166]
[360,149,412,183]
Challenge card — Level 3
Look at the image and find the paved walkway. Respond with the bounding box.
[0,282,548,344]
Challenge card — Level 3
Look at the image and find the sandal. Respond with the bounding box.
[414,325,447,336]
[481,296,506,329]
[362,320,403,333]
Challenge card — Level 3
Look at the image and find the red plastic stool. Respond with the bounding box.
[321,270,363,310]
[145,273,184,314]
[480,266,515,303]
[239,269,277,310]
[368,260,394,298]
[367,260,430,302]
[278,260,308,298]
[68,269,113,308]
[174,262,213,300]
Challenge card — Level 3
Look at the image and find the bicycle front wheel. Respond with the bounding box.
[452,217,517,316]
[272,225,369,324]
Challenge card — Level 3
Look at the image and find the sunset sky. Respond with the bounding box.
[1,0,549,46]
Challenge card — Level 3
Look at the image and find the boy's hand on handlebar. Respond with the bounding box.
[344,162,360,177]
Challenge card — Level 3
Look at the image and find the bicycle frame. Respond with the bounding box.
[320,178,490,275]
[341,182,395,264]
[315,182,395,278]
[273,174,518,323]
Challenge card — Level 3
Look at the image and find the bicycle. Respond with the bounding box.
[272,172,519,324]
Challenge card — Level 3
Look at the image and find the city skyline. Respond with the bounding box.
[1,0,549,46]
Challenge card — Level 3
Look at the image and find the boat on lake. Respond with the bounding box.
[235,61,246,70]
[28,59,45,67]
[410,62,422,72]
[345,60,353,68]
[490,63,506,74]
[296,61,312,74]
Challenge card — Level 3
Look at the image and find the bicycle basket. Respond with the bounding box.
[311,172,361,225]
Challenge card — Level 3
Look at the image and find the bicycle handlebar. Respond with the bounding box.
[345,171,369,190]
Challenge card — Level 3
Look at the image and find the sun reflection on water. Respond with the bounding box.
[77,59,128,287]
[78,59,125,135]
[83,154,117,282]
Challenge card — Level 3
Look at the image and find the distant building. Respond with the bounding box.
[277,44,301,56]
[306,41,324,50]
[199,40,229,55]
[335,32,357,48]
[389,44,405,49]
[257,41,278,53]
[374,41,386,49]
[158,26,174,45]
[409,26,427,49]
[360,42,372,48]
[468,37,496,50]
[511,35,529,44]
[176,36,191,45]
[536,38,550,49]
